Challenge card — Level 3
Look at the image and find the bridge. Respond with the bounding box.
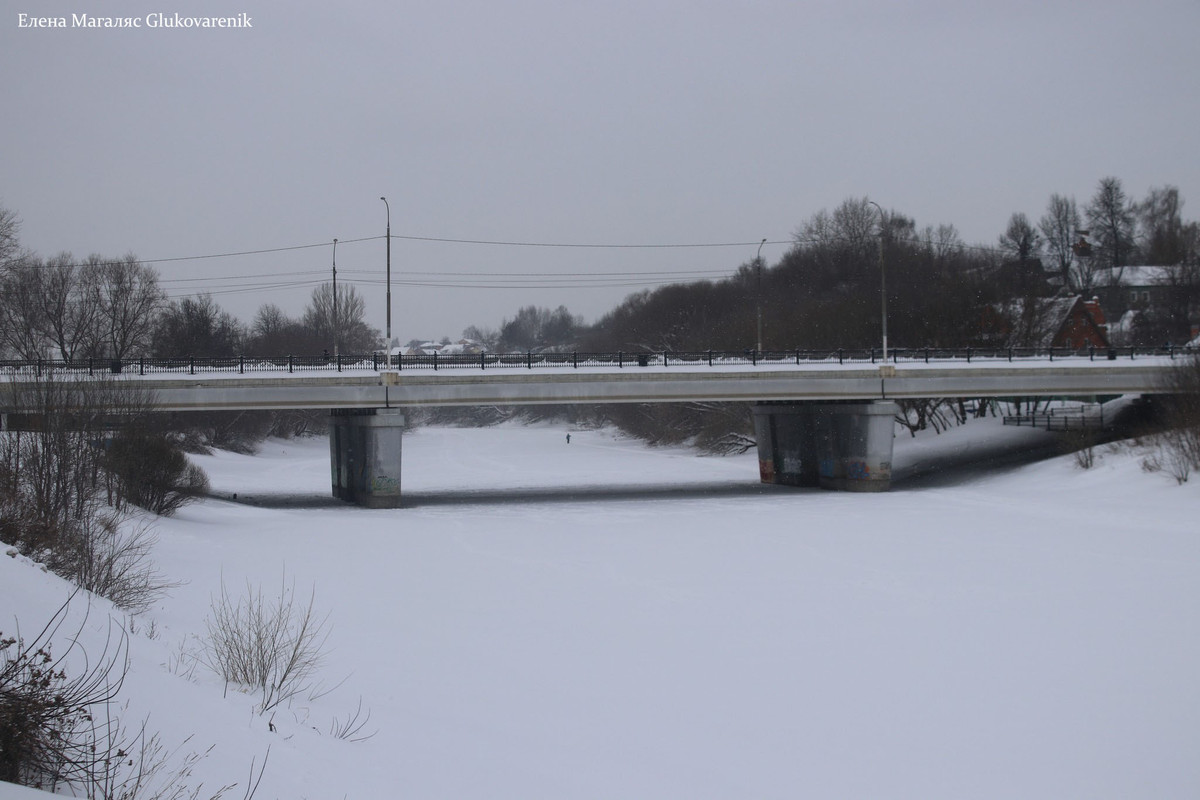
[2,347,1190,506]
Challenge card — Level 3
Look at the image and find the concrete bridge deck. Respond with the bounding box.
[0,357,1183,411]
[3,351,1189,504]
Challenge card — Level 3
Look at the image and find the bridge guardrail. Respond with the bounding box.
[1,345,1193,378]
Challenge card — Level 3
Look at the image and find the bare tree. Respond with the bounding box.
[251,303,290,341]
[1086,176,1138,274]
[497,305,583,352]
[0,205,20,264]
[302,283,380,354]
[96,255,164,360]
[1039,193,1082,290]
[921,223,962,263]
[0,256,48,359]
[999,212,1043,265]
[39,253,103,361]
[1138,185,1187,266]
[832,197,879,254]
[246,303,308,354]
[152,294,244,358]
[997,212,1045,296]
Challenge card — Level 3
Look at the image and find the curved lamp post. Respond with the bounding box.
[866,200,887,362]
[380,196,392,362]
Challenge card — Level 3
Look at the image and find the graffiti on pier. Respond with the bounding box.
[371,474,399,494]
[846,460,871,480]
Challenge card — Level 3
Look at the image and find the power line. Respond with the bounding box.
[140,236,378,265]
[140,233,791,268]
[391,234,793,249]
[158,269,329,285]
[372,276,736,290]
[10,229,1020,276]
[353,267,738,278]
[13,229,1029,309]
[164,278,329,300]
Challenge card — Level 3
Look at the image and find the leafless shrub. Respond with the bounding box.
[0,593,127,792]
[1057,428,1099,470]
[1160,428,1193,484]
[55,512,178,614]
[1073,443,1096,469]
[1151,352,1200,483]
[0,372,188,609]
[2,595,267,799]
[202,574,330,713]
[327,697,377,743]
[105,429,209,516]
[165,638,202,682]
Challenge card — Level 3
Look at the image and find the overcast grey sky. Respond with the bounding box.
[3,0,1199,345]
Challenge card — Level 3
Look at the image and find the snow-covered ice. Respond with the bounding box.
[2,419,1199,799]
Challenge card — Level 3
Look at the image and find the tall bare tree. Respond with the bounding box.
[39,253,103,361]
[999,212,1043,264]
[152,294,244,358]
[96,255,164,360]
[1086,176,1138,275]
[0,207,42,359]
[0,256,49,360]
[921,223,962,263]
[1039,193,1081,290]
[1138,185,1187,266]
[302,283,380,354]
[0,205,20,264]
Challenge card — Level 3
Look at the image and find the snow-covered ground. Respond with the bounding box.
[3,420,1199,799]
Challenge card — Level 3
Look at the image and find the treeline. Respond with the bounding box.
[0,249,380,365]
[4,176,1198,452]
[0,207,384,450]
[459,179,1200,447]
[583,180,1199,355]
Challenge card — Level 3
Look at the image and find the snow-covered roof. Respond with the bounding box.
[1094,265,1179,287]
[990,295,1104,349]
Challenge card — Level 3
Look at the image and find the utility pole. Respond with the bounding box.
[380,196,392,365]
[755,238,766,353]
[331,238,338,358]
[867,201,887,362]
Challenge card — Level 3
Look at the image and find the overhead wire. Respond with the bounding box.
[20,228,1024,303]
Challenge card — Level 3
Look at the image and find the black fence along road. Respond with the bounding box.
[1,345,1192,378]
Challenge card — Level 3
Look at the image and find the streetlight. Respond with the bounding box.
[331,238,338,358]
[380,196,391,363]
[867,200,887,362]
[755,238,767,353]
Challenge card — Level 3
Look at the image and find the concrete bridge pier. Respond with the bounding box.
[753,401,898,492]
[329,408,405,508]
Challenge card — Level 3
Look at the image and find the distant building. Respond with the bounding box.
[402,338,486,357]
[1091,265,1199,346]
[1092,266,1179,317]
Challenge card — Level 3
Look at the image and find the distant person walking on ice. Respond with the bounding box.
[566,433,571,444]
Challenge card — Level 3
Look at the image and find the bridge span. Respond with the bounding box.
[1,358,1179,411]
[2,350,1189,506]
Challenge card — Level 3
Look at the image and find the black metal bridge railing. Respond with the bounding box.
[1,345,1193,378]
